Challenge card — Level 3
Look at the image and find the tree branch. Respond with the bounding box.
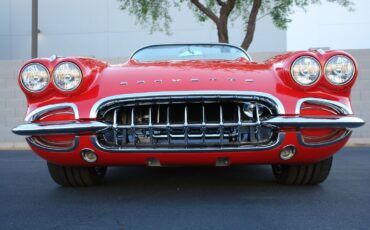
[241,0,262,50]
[216,0,225,6]
[222,0,236,19]
[255,3,286,22]
[190,0,220,24]
[216,0,236,43]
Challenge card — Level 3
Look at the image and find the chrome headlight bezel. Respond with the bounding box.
[290,56,321,86]
[324,55,355,86]
[52,62,83,92]
[20,63,50,92]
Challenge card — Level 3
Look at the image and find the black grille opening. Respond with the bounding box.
[222,103,238,123]
[169,104,185,124]
[187,104,203,123]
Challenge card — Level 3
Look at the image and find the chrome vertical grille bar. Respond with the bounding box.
[149,106,153,145]
[202,105,205,144]
[255,103,260,141]
[219,104,224,145]
[184,105,188,145]
[256,104,260,125]
[113,109,118,145]
[166,105,170,144]
[131,107,136,146]
[237,105,241,144]
[148,106,152,126]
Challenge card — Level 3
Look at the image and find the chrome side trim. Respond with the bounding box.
[26,136,80,152]
[297,129,352,148]
[90,132,285,153]
[89,90,286,118]
[265,116,364,128]
[38,111,75,121]
[25,103,79,122]
[295,98,352,115]
[13,121,109,136]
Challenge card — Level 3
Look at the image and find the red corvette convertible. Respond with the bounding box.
[13,44,364,186]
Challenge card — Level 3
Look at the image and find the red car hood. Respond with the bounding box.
[96,60,279,96]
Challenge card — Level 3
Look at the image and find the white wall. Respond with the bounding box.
[0,0,32,59]
[2,0,369,59]
[287,0,370,50]
[0,0,286,60]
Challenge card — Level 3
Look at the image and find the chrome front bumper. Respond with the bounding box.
[12,116,365,136]
[12,91,365,152]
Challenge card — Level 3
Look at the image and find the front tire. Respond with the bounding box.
[47,162,107,187]
[272,157,333,185]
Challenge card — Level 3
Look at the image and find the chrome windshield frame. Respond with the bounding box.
[129,43,252,62]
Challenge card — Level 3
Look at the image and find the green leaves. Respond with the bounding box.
[118,0,173,34]
[117,0,354,49]
[265,0,354,29]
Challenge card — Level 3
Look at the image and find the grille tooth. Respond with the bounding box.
[219,105,224,145]
[113,109,118,145]
[96,96,279,149]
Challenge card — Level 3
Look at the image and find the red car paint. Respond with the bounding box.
[16,49,360,166]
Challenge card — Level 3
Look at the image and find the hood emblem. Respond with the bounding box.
[121,77,248,86]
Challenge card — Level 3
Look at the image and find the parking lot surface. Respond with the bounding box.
[0,148,369,229]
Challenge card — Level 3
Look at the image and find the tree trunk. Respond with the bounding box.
[190,0,235,44]
[241,0,262,50]
[217,20,229,43]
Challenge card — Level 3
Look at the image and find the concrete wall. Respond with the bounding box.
[0,0,286,60]
[0,50,369,149]
[287,0,370,51]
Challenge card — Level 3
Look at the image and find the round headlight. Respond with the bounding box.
[20,63,50,92]
[291,56,321,86]
[324,55,355,85]
[53,62,82,91]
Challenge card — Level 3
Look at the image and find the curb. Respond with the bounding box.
[345,138,370,147]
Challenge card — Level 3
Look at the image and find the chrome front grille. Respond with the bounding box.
[94,94,281,151]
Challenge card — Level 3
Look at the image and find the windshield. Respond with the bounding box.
[131,44,251,62]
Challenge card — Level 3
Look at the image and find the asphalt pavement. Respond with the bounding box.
[0,148,369,230]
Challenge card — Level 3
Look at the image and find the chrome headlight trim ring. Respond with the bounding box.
[20,63,50,92]
[290,56,321,86]
[324,55,355,86]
